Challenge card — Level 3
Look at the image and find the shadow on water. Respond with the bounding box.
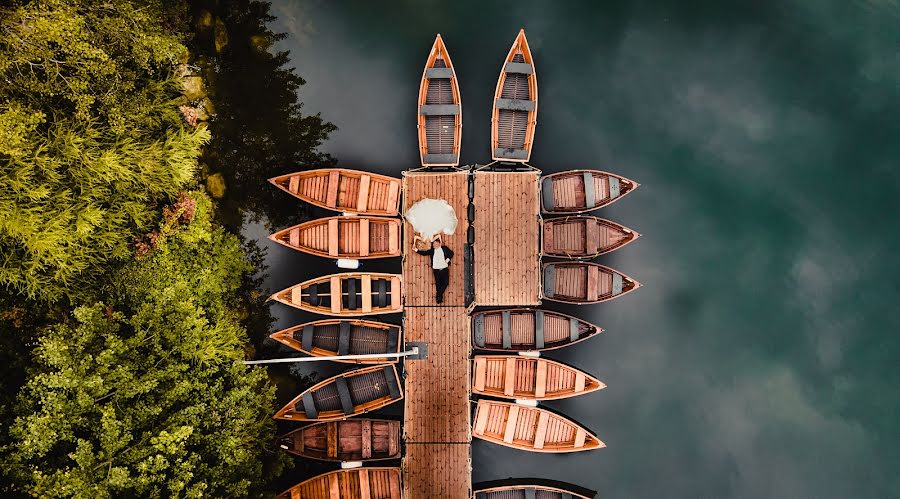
[202,0,900,496]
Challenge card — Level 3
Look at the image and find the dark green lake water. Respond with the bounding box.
[250,1,900,496]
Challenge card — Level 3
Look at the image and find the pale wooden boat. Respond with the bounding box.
[269,168,401,216]
[472,399,604,453]
[270,319,401,364]
[472,355,605,401]
[472,308,603,352]
[277,419,401,462]
[269,216,401,259]
[541,170,639,214]
[542,216,640,258]
[474,482,593,499]
[492,29,537,163]
[277,467,401,499]
[271,273,402,316]
[418,34,462,167]
[542,262,640,304]
[274,364,403,421]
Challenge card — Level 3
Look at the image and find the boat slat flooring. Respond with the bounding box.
[402,171,468,306]
[473,171,541,306]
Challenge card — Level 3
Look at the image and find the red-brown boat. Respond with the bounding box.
[472,399,604,453]
[492,29,538,163]
[418,34,462,167]
[270,319,401,364]
[269,168,401,216]
[276,467,401,499]
[472,355,605,401]
[269,216,401,259]
[277,419,401,462]
[472,308,603,352]
[542,262,640,304]
[541,170,639,214]
[270,272,402,316]
[542,215,640,258]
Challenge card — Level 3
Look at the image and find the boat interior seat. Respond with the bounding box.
[534,310,545,349]
[376,279,387,308]
[494,148,529,160]
[505,61,533,74]
[298,392,318,419]
[304,284,319,306]
[495,98,536,111]
[334,376,355,415]
[569,318,580,343]
[420,104,460,116]
[541,177,555,210]
[337,321,352,355]
[472,315,486,347]
[383,366,402,400]
[345,278,358,310]
[424,67,454,79]
[386,326,399,352]
[612,273,623,296]
[609,175,620,199]
[423,153,458,164]
[543,265,556,296]
[524,489,536,499]
[501,311,512,349]
[561,494,573,499]
[301,324,315,351]
[583,172,596,208]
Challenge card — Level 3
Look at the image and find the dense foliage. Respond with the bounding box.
[0,0,208,301]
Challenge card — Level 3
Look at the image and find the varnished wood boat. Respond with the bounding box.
[492,29,538,163]
[277,467,401,499]
[472,308,603,352]
[274,364,403,421]
[472,355,605,401]
[277,419,401,462]
[271,273,402,316]
[474,482,593,499]
[542,216,640,258]
[542,262,640,304]
[269,216,401,259]
[472,399,604,453]
[270,319,401,364]
[269,168,401,216]
[541,170,639,214]
[418,34,462,167]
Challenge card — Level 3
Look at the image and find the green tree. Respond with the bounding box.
[2,193,286,498]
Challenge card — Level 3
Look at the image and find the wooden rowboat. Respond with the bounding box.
[418,34,462,167]
[270,319,401,364]
[271,272,402,316]
[542,216,640,258]
[472,308,603,352]
[269,168,401,216]
[269,216,401,259]
[542,262,640,304]
[472,399,604,453]
[274,364,403,421]
[472,355,605,401]
[277,467,401,499]
[492,29,538,163]
[474,482,593,499]
[541,170,639,214]
[277,419,401,462]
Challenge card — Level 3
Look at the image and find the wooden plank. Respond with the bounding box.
[328,219,339,257]
[389,469,401,499]
[574,427,587,448]
[387,181,400,213]
[288,175,300,193]
[390,277,401,310]
[357,469,371,499]
[503,357,516,397]
[361,274,372,313]
[325,171,340,208]
[388,222,399,255]
[291,286,302,305]
[289,227,299,247]
[533,411,549,449]
[473,402,489,435]
[503,405,520,443]
[587,264,599,301]
[574,372,586,393]
[357,175,371,213]
[328,472,340,499]
[534,360,547,398]
[359,218,370,257]
[361,420,372,459]
[327,422,338,459]
[330,276,342,314]
[473,357,486,392]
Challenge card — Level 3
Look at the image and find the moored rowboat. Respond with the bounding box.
[542,216,640,258]
[269,216,401,259]
[271,272,402,316]
[492,29,538,163]
[472,355,605,401]
[472,308,603,352]
[274,364,403,421]
[270,319,401,364]
[542,262,640,304]
[269,168,401,216]
[277,419,401,462]
[276,467,401,499]
[472,399,604,453]
[474,482,593,499]
[418,34,462,167]
[541,170,639,214]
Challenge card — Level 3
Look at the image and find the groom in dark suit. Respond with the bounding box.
[415,238,453,304]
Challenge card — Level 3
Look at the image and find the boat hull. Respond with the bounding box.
[270,216,401,259]
[472,399,604,453]
[472,355,605,401]
[541,170,638,214]
[418,34,462,167]
[270,319,401,364]
[269,168,401,216]
[275,364,404,421]
[277,419,401,462]
[474,482,593,499]
[472,308,603,352]
[542,262,640,304]
[542,216,639,258]
[492,29,538,163]
[271,272,403,316]
[277,467,402,499]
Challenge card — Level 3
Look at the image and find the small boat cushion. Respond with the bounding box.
[335,376,354,415]
[612,273,623,296]
[473,315,486,347]
[423,153,458,165]
[494,148,529,160]
[505,61,534,74]
[386,327,399,352]
[541,177,555,210]
[425,67,454,79]
[609,176,620,199]
[301,324,315,351]
[502,311,512,349]
[384,366,402,400]
[543,265,556,297]
[337,322,352,356]
[583,172,596,208]
[534,310,545,349]
[346,278,357,310]
[495,98,536,111]
[299,392,318,419]
[570,318,580,343]
[305,284,319,306]
[376,279,387,308]
[420,104,460,116]
[524,489,536,499]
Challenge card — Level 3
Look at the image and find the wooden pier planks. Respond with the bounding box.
[472,171,541,306]
[402,171,468,306]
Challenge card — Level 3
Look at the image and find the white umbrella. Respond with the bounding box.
[406,198,458,240]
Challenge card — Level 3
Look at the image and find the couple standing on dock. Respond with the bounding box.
[413,235,454,304]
